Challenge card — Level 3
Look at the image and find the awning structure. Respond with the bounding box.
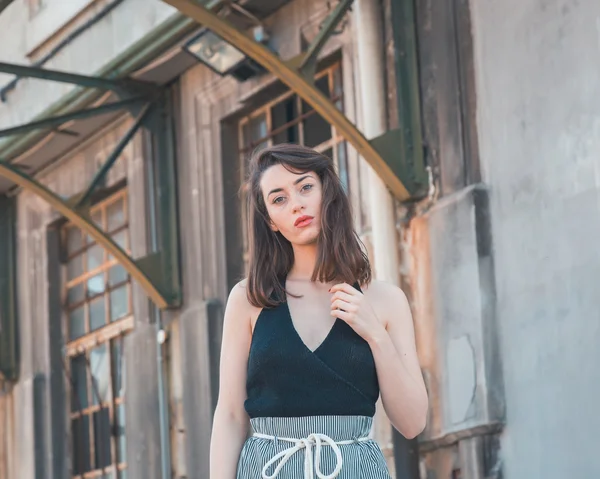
[0,0,426,310]
[0,63,180,309]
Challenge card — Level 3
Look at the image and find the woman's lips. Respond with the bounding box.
[294,215,314,228]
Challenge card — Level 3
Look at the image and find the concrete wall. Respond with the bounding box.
[470,0,600,477]
[0,0,177,129]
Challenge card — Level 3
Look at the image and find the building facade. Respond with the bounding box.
[0,0,599,479]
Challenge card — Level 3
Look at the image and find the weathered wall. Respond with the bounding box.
[469,0,600,477]
[0,0,177,129]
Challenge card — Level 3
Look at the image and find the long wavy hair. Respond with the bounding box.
[245,143,371,308]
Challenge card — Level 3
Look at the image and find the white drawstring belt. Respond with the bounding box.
[253,432,370,479]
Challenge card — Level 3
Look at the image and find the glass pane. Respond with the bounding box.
[93,408,113,468]
[112,230,127,251]
[110,287,128,322]
[70,354,88,412]
[67,255,83,281]
[271,97,299,145]
[107,197,126,232]
[111,339,124,399]
[89,296,107,332]
[116,403,126,463]
[87,273,105,297]
[69,306,86,340]
[68,284,85,305]
[72,415,91,475]
[87,244,104,272]
[243,113,268,148]
[302,101,332,148]
[118,470,127,479]
[87,210,103,243]
[336,142,349,193]
[108,264,128,286]
[90,344,111,405]
[66,227,83,254]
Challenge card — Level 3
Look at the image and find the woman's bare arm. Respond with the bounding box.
[210,282,255,479]
[329,281,428,439]
[368,283,428,438]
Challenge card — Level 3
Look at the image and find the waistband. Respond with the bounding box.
[249,415,374,442]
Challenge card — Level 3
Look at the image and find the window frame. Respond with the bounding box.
[61,189,132,479]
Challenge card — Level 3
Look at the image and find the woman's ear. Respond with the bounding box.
[269,220,279,232]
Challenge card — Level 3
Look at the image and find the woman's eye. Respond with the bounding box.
[301,184,313,192]
[273,196,284,204]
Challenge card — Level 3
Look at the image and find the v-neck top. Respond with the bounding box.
[244,282,379,419]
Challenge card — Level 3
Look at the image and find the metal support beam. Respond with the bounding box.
[75,103,154,208]
[0,161,171,309]
[0,62,156,94]
[298,0,354,77]
[0,97,147,139]
[163,0,412,201]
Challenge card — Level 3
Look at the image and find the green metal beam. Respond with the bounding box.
[0,62,155,93]
[163,0,412,200]
[0,161,171,309]
[75,103,154,209]
[298,0,354,77]
[0,97,147,139]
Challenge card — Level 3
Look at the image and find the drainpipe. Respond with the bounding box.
[354,0,398,451]
[354,1,419,478]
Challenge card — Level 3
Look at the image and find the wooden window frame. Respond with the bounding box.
[61,190,132,479]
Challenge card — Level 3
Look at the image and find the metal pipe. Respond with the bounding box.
[354,1,400,282]
[145,107,172,479]
[0,62,152,92]
[353,0,420,478]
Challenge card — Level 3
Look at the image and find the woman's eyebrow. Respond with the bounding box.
[267,175,313,197]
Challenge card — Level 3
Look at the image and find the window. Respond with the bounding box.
[237,62,349,269]
[62,191,131,479]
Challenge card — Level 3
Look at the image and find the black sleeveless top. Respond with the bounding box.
[244,282,379,418]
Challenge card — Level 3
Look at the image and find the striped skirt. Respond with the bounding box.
[236,416,392,479]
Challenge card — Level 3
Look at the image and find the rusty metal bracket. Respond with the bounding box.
[0,160,173,309]
[163,0,413,200]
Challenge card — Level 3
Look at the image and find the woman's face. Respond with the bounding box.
[260,163,323,246]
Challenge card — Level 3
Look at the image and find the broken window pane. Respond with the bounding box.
[90,343,111,405]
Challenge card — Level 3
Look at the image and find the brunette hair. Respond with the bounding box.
[245,143,371,308]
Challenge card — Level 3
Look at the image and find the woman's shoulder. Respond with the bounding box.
[360,279,409,307]
[227,279,263,328]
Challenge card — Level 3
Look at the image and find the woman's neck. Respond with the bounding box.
[287,243,319,281]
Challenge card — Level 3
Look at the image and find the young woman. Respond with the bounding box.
[210,143,428,479]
